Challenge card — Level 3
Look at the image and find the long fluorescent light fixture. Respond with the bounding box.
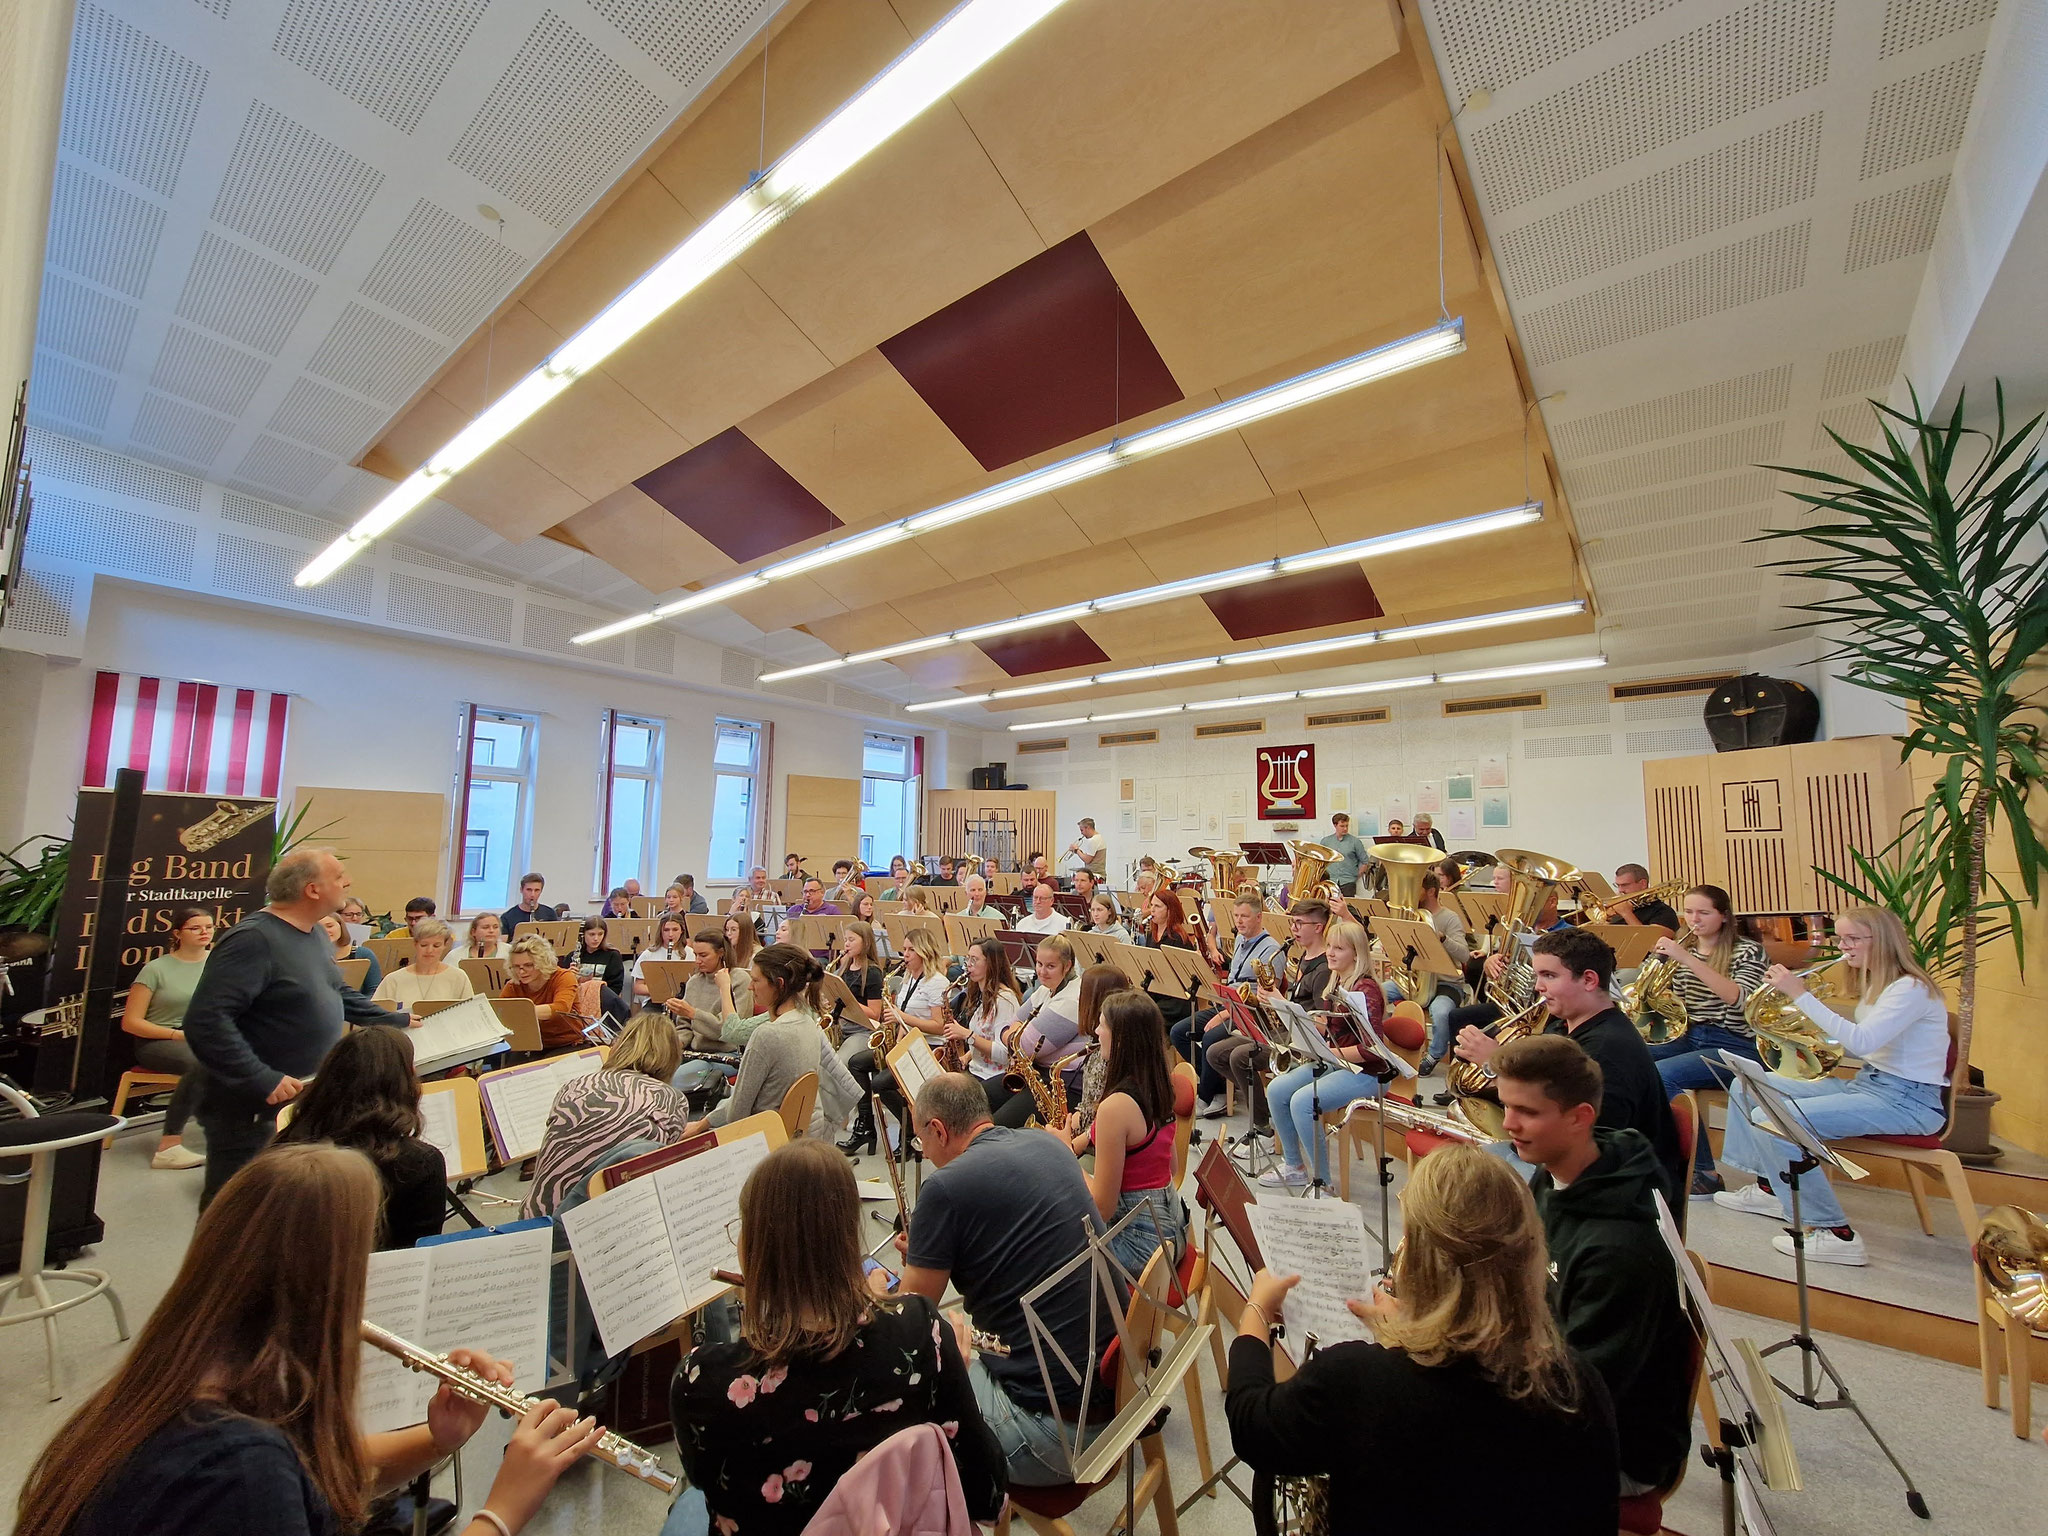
[1006,655,1609,730]
[294,0,1074,589]
[758,500,1541,682]
[570,316,1467,644]
[903,599,1584,711]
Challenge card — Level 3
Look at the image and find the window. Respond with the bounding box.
[859,731,918,869]
[596,710,664,895]
[708,718,765,882]
[453,706,538,913]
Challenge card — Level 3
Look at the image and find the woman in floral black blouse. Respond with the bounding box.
[669,1139,1006,1535]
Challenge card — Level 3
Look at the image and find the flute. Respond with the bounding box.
[359,1320,678,1493]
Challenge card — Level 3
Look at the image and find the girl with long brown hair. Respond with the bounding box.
[1228,1145,1616,1533]
[275,1026,445,1250]
[670,1140,1004,1536]
[1063,962,1133,1144]
[690,944,859,1141]
[16,1144,601,1536]
[1081,991,1188,1272]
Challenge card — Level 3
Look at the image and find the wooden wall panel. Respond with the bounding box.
[297,785,446,921]
[785,775,861,869]
[928,789,1057,872]
[1641,760,1710,889]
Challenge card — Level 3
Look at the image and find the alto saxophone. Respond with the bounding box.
[360,1320,676,1492]
[1000,1018,1068,1127]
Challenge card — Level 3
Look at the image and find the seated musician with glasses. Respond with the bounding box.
[1193,897,1325,1131]
[1175,893,1279,1112]
[1607,864,1680,931]
[1227,1144,1618,1534]
[1254,919,1387,1190]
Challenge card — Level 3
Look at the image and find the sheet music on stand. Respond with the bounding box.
[1338,989,1417,1078]
[1267,995,1351,1074]
[1243,1199,1375,1364]
[1717,1054,1868,1181]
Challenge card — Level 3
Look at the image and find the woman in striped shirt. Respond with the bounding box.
[521,1013,689,1217]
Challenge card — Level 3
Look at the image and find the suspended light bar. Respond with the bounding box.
[757,499,1536,682]
[574,317,1468,644]
[903,599,1584,711]
[1005,656,1608,731]
[295,0,1074,588]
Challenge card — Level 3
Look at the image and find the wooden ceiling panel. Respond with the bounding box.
[910,493,1090,582]
[725,572,847,632]
[741,350,987,526]
[512,370,692,503]
[520,174,694,341]
[602,265,833,443]
[1364,521,1580,614]
[991,536,1154,612]
[1051,427,1275,544]
[807,536,956,611]
[1091,51,1483,396]
[360,386,468,485]
[432,441,587,543]
[1078,595,1230,660]
[560,485,733,596]
[1123,490,1321,580]
[737,103,1046,364]
[931,0,1402,244]
[1297,431,1531,544]
[363,308,563,480]
[893,645,1008,691]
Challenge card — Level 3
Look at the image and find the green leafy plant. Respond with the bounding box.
[1814,816,2018,980]
[0,835,72,936]
[1758,384,2048,1081]
[271,797,341,864]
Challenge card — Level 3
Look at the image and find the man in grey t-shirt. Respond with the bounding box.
[1323,813,1371,896]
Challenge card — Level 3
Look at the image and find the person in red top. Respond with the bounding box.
[501,935,585,1053]
[1080,991,1188,1273]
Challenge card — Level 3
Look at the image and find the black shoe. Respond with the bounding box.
[838,1124,876,1157]
[1689,1169,1726,1201]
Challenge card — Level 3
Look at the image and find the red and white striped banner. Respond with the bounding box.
[82,671,290,797]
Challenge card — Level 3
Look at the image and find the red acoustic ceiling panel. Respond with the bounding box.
[975,621,1112,677]
[634,427,841,564]
[1203,566,1384,641]
[878,232,1183,471]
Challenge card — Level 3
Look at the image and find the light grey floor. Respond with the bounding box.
[5,1096,2045,1535]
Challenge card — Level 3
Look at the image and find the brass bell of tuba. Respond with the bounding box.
[1975,1205,2048,1328]
[1744,957,1848,1080]
[1285,840,1343,906]
[1189,845,1243,900]
[1371,842,1442,997]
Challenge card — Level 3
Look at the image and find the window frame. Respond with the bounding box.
[707,716,767,884]
[859,730,919,869]
[595,709,665,897]
[450,704,540,916]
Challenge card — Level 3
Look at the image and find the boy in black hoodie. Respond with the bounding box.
[1496,1033,1696,1498]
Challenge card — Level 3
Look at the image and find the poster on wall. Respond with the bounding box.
[1120,778,1135,802]
[1416,781,1442,815]
[1119,808,1136,835]
[1181,804,1201,832]
[1229,787,1248,819]
[1447,772,1475,802]
[1383,793,1412,829]
[1160,786,1179,821]
[1255,743,1315,820]
[1226,819,1247,846]
[1355,808,1381,837]
[1137,780,1156,812]
[1480,790,1512,829]
[1139,813,1159,843]
[1445,805,1478,840]
[1479,755,1509,790]
[1329,783,1351,814]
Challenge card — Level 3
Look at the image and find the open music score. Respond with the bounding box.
[558,1131,773,1356]
[476,1049,606,1163]
[1244,1199,1375,1364]
[359,1223,552,1433]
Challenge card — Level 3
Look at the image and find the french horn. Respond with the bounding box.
[1744,958,1848,1080]
[1975,1205,2048,1328]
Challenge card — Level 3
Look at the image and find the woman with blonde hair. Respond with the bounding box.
[984,934,1088,1129]
[839,928,952,1157]
[1257,919,1387,1190]
[524,1011,689,1217]
[452,910,507,962]
[502,934,585,1052]
[1228,1145,1616,1532]
[669,1140,1004,1535]
[1713,905,1950,1266]
[17,1144,601,1536]
[371,916,474,1010]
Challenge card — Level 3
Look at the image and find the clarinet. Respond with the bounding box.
[360,1321,678,1493]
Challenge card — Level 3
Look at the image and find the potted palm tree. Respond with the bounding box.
[1759,385,2048,1156]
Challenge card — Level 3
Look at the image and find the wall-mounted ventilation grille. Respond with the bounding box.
[215,532,373,614]
[358,200,525,337]
[305,303,445,403]
[1522,221,1810,368]
[1821,335,1905,399]
[272,0,492,135]
[1551,366,1792,460]
[447,10,669,227]
[221,491,341,542]
[60,3,209,197]
[1626,727,1714,755]
[6,567,78,637]
[1098,729,1159,747]
[1862,52,1983,180]
[1623,693,1708,722]
[175,233,320,354]
[632,627,674,674]
[386,571,514,642]
[26,492,196,582]
[130,391,234,466]
[38,272,136,371]
[587,0,766,85]
[1524,732,1613,759]
[1017,737,1069,754]
[1444,691,1546,717]
[1193,719,1264,739]
[1879,0,1997,59]
[1306,706,1390,729]
[266,377,387,457]
[150,324,270,417]
[1843,175,1949,273]
[1611,673,1736,702]
[210,100,384,274]
[523,602,627,663]
[29,353,117,432]
[28,425,201,509]
[47,162,166,298]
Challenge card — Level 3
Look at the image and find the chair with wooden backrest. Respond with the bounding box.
[715,1110,791,1149]
[103,1070,183,1147]
[335,957,370,990]
[459,957,507,995]
[1169,1062,1197,1186]
[1826,1014,1977,1244]
[996,1249,1181,1536]
[1327,1001,1427,1201]
[1670,1088,1699,1182]
[1977,1253,2048,1439]
[777,1071,819,1140]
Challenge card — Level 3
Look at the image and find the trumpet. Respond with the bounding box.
[359,1320,677,1493]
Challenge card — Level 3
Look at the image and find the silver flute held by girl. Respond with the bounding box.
[359,1320,679,1493]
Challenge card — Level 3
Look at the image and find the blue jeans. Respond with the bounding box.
[1719,1066,1945,1229]
[1425,992,1458,1065]
[970,1358,1072,1486]
[1107,1186,1184,1276]
[1649,1026,1760,1175]
[1268,1063,1381,1180]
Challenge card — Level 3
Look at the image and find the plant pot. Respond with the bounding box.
[1943,1084,2003,1166]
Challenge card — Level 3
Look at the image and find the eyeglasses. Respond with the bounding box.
[724,1217,743,1249]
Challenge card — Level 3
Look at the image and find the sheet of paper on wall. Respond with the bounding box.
[1329,784,1350,814]
[1139,813,1158,843]
[1445,805,1477,840]
[358,1225,551,1433]
[1416,781,1441,814]
[1244,1198,1375,1363]
[408,993,509,1064]
[1479,755,1509,789]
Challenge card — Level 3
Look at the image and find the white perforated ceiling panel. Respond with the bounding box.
[272,0,492,134]
[209,101,385,274]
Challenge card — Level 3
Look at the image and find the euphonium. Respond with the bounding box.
[1623,926,1693,1045]
[1744,957,1847,1080]
[1975,1205,2048,1328]
[1443,994,1547,1140]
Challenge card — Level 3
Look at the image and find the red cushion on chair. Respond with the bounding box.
[1381,1008,1427,1051]
[1860,1132,1944,1148]
[1617,1492,1665,1534]
[1405,1129,1457,1159]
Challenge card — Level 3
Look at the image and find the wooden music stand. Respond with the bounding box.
[459,956,508,994]
[945,913,1000,953]
[1111,942,1163,996]
[365,936,413,976]
[638,960,694,1005]
[336,957,370,990]
[512,919,578,953]
[883,913,946,956]
[605,917,656,954]
[1576,869,1619,902]
[1151,944,1221,1006]
[684,914,722,940]
[1370,915,1461,981]
[628,896,661,918]
[817,970,869,1034]
[1601,924,1668,969]
[489,997,543,1053]
[1344,897,1390,923]
[1258,912,1290,942]
[771,879,806,904]
[1063,930,1120,970]
[784,915,838,956]
[419,1077,490,1179]
[1449,889,1507,934]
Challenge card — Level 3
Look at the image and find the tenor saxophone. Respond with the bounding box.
[360,1320,677,1492]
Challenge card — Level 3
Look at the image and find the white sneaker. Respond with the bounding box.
[1257,1165,1309,1188]
[151,1144,205,1170]
[1711,1184,1785,1220]
[1774,1229,1867,1266]
[1197,1096,1226,1120]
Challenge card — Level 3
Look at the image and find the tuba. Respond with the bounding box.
[1744,957,1847,1080]
[1371,842,1442,998]
[1623,926,1693,1045]
[1189,845,1243,900]
[1285,840,1343,906]
[1975,1205,2048,1328]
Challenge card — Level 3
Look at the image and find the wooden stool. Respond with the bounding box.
[105,1070,183,1147]
[1978,1270,2047,1439]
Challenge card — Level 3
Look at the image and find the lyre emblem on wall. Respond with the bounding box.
[1255,743,1316,821]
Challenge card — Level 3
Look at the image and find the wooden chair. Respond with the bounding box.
[1827,1016,1977,1244]
[995,1249,1180,1536]
[103,1070,182,1147]
[1327,1001,1427,1201]
[1170,1061,1197,1185]
[1977,1266,2047,1440]
[777,1071,819,1140]
[365,936,413,977]
[716,1110,791,1148]
[335,957,370,990]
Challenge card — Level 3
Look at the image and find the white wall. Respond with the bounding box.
[12,581,953,909]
